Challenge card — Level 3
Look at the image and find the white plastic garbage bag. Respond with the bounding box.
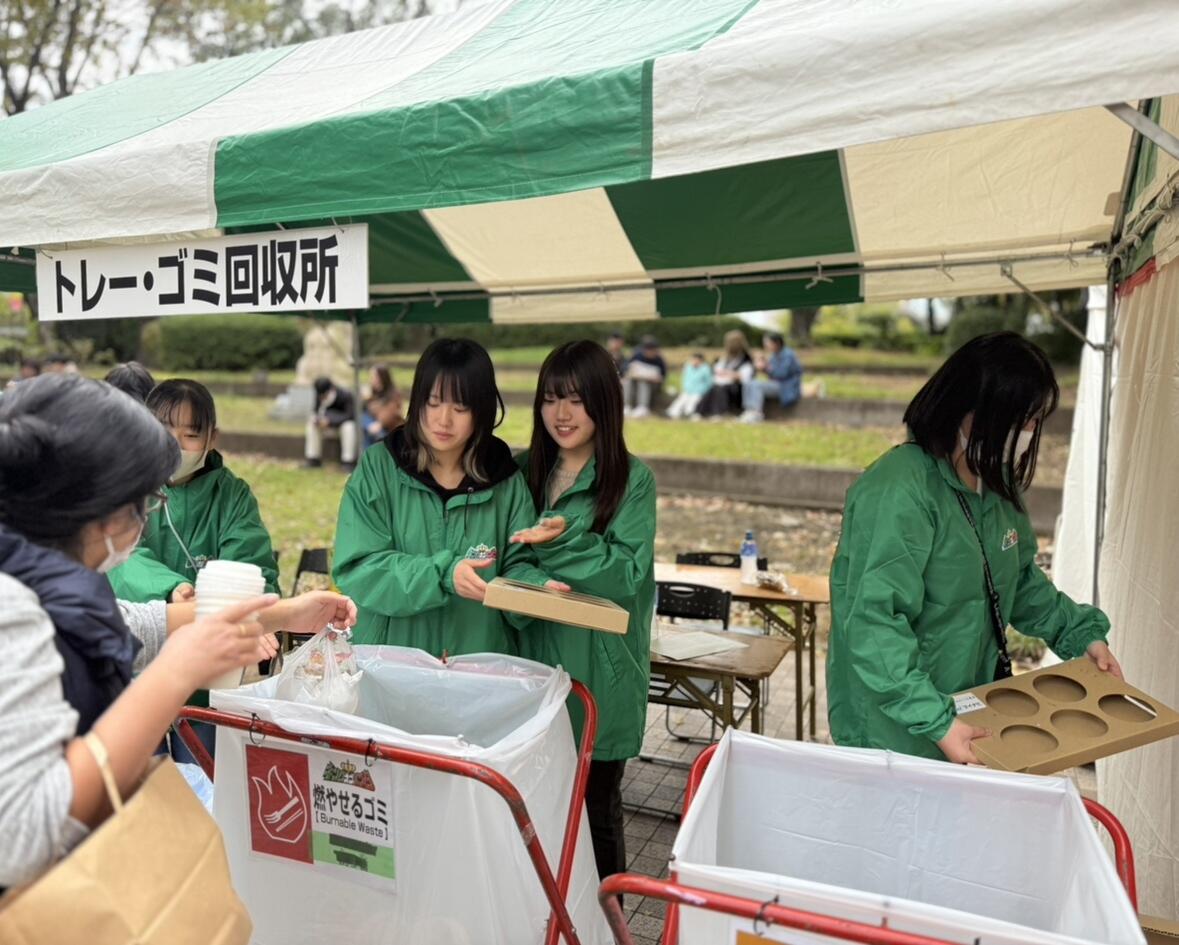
[672,731,1144,945]
[211,647,610,945]
[274,626,362,713]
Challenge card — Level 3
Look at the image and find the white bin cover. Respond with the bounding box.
[671,731,1143,945]
[211,646,610,945]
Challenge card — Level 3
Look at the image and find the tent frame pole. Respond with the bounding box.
[1092,274,1116,607]
[1106,103,1179,161]
[1091,100,1153,605]
[351,310,364,439]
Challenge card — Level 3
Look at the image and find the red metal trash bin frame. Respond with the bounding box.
[600,743,1140,945]
[178,678,597,945]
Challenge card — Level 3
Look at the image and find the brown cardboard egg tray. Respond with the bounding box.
[953,658,1179,775]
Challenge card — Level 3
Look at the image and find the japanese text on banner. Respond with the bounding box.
[245,742,395,890]
[35,224,368,320]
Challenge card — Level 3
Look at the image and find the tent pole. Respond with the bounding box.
[351,310,364,437]
[1106,103,1179,161]
[1090,101,1151,606]
[1092,278,1116,607]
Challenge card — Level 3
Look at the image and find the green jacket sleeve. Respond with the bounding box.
[332,459,456,617]
[495,475,554,632]
[219,479,280,595]
[1008,514,1109,658]
[533,464,655,599]
[499,475,551,588]
[108,544,188,603]
[836,482,956,743]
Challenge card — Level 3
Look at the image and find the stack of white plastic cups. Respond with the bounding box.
[195,560,267,689]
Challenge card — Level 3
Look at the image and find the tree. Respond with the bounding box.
[1,0,438,116]
[788,306,820,345]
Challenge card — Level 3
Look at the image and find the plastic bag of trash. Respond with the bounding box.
[275,627,362,714]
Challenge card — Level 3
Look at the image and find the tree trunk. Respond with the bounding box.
[789,306,820,345]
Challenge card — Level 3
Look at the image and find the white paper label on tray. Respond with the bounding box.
[245,742,395,890]
[954,692,986,715]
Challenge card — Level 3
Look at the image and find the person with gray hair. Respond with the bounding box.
[0,374,357,889]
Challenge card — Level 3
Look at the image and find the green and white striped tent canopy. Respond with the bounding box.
[2,0,1179,323]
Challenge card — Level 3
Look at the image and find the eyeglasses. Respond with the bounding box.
[143,491,168,516]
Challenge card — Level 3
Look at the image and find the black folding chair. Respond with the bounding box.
[656,581,732,629]
[649,581,748,748]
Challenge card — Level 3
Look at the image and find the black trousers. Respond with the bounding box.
[585,759,627,879]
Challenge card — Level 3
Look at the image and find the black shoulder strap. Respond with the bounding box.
[954,491,1014,680]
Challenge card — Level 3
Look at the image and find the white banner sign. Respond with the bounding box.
[36,223,368,320]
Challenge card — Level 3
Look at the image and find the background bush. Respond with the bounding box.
[157,315,303,371]
[360,314,757,354]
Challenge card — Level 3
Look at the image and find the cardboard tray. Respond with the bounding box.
[483,577,629,635]
[953,657,1179,775]
[1142,914,1179,944]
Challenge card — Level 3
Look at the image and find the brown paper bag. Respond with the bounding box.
[0,732,251,945]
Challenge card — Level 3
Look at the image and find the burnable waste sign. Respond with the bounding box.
[35,223,368,320]
[245,742,395,890]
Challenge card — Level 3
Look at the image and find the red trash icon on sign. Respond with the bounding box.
[246,745,313,864]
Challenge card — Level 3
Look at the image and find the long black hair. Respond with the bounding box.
[903,332,1059,510]
[0,374,178,552]
[403,338,504,482]
[146,379,218,438]
[527,341,629,533]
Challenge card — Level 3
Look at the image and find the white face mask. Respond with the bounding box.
[173,448,207,482]
[96,521,143,573]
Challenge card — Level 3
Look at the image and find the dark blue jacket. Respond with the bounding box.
[0,526,138,735]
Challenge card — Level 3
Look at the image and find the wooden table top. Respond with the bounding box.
[650,625,792,679]
[654,562,830,605]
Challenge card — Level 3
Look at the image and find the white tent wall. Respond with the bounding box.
[1045,287,1111,671]
[1096,256,1179,921]
[1052,287,1111,607]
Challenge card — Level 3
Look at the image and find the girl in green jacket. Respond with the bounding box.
[333,339,561,655]
[512,340,656,881]
[109,379,279,604]
[827,332,1122,764]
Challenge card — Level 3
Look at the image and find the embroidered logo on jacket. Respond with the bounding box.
[1001,528,1019,552]
[465,543,498,561]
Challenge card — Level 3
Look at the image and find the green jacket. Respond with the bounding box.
[333,430,549,656]
[515,452,656,761]
[827,443,1109,759]
[109,450,279,602]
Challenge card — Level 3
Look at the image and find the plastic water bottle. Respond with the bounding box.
[740,530,759,585]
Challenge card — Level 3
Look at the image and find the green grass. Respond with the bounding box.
[377,344,941,373]
[216,394,901,470]
[228,455,346,594]
[811,373,924,402]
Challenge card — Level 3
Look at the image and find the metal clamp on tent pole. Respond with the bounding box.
[805,261,833,291]
[705,274,723,315]
[998,263,1107,353]
[938,253,955,282]
[1106,103,1179,161]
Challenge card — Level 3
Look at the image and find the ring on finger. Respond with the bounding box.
[237,623,248,638]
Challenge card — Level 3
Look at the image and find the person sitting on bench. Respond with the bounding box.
[305,377,359,471]
[740,332,803,423]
